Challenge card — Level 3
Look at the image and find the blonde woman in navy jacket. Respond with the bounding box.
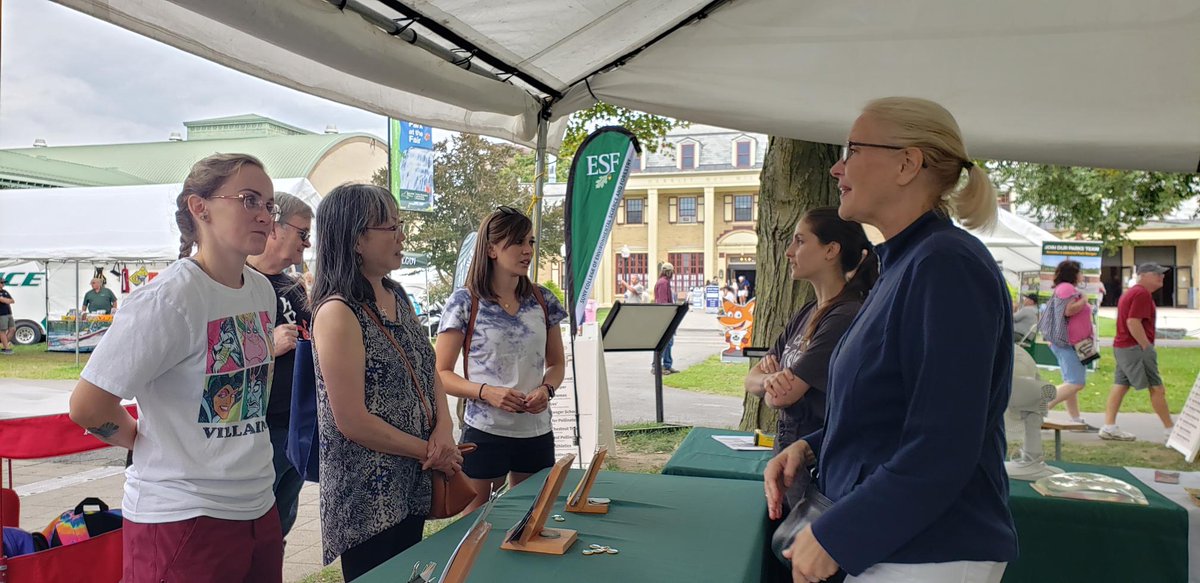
[765,97,1017,583]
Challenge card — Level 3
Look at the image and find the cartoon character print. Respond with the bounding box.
[719,299,755,356]
[241,363,270,420]
[236,312,270,367]
[199,371,245,424]
[207,317,245,374]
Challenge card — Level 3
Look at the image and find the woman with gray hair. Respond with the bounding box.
[247,191,313,539]
[310,183,461,580]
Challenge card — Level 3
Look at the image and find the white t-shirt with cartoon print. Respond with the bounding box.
[81,260,277,523]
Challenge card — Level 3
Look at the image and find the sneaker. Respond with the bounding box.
[1068,418,1100,433]
[0,349,12,355]
[1098,426,1137,441]
[666,367,681,374]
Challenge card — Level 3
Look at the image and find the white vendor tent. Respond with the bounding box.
[0,178,322,262]
[51,0,1200,173]
[969,209,1060,283]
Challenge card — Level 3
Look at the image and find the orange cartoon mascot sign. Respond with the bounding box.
[718,299,755,359]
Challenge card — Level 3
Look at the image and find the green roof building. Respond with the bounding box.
[1,114,387,194]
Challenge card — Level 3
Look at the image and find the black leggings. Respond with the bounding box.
[340,514,426,581]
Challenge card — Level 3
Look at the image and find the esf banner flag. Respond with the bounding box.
[565,126,641,332]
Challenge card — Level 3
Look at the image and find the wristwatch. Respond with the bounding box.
[539,383,556,398]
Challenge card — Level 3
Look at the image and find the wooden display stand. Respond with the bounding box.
[566,447,610,514]
[438,520,489,583]
[500,454,578,555]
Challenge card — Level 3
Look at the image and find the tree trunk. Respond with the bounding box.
[739,138,842,432]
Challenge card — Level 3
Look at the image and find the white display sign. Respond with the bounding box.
[551,323,616,468]
[1167,372,1200,463]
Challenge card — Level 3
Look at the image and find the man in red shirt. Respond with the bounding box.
[1100,263,1174,442]
[654,262,680,374]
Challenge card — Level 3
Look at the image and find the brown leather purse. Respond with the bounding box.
[363,303,478,519]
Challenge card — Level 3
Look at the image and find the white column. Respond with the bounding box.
[704,186,716,281]
[648,188,660,272]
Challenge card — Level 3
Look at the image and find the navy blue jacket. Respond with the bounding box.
[804,212,1018,575]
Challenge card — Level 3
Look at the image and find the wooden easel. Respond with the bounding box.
[500,454,578,555]
[566,446,609,514]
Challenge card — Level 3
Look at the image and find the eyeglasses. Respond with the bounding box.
[365,220,406,236]
[280,221,310,243]
[842,141,910,163]
[211,192,280,221]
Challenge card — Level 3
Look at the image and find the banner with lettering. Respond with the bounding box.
[388,118,436,212]
[564,126,641,332]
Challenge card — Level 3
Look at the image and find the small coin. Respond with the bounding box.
[582,549,596,556]
[589,544,604,549]
[587,497,611,505]
[552,515,566,522]
[606,549,619,555]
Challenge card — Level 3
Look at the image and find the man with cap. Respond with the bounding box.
[1012,292,1039,344]
[654,262,680,374]
[1101,263,1174,442]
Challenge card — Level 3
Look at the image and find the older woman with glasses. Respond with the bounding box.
[766,98,1017,583]
[310,183,461,581]
[434,206,568,514]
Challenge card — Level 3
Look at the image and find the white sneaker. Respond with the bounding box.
[1099,426,1136,441]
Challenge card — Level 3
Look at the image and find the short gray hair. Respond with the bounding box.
[274,192,313,225]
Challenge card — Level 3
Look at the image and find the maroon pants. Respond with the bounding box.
[122,505,283,583]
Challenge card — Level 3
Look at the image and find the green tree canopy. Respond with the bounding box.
[990,162,1200,253]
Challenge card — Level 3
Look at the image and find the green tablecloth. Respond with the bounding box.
[1004,462,1189,583]
[361,469,770,583]
[661,427,773,481]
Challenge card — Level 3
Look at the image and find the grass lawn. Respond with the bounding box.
[0,344,88,380]
[1097,316,1116,338]
[1040,346,1200,414]
[662,354,748,398]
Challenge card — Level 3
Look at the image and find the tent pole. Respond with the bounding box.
[531,116,548,283]
[74,260,80,366]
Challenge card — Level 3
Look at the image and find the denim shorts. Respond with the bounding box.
[1049,343,1087,386]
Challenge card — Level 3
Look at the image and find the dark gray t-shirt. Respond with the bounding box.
[767,300,861,452]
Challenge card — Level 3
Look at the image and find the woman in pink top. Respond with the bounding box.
[1046,260,1094,426]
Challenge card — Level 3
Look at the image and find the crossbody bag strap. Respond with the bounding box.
[531,285,550,327]
[361,304,434,432]
[461,293,480,381]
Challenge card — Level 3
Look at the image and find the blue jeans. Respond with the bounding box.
[661,336,675,370]
[270,426,305,537]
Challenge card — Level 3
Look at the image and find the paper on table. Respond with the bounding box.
[712,435,772,451]
[1167,372,1200,463]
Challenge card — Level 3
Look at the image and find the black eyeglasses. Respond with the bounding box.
[842,141,909,163]
[365,219,406,236]
[211,192,281,222]
[280,221,310,243]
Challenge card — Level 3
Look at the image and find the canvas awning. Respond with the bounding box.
[51,0,1200,172]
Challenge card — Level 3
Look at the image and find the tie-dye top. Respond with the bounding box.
[313,287,435,564]
[439,286,568,438]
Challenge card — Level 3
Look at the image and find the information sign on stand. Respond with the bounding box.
[600,301,689,423]
[704,285,721,313]
[1167,372,1200,462]
[550,323,616,468]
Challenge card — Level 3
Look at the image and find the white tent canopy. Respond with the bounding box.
[53,0,1200,172]
[968,209,1059,282]
[0,178,322,262]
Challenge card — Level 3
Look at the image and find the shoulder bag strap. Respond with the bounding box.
[361,304,434,432]
[461,293,480,381]
[531,285,550,327]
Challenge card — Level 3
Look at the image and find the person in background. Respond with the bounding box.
[1101,263,1175,442]
[737,275,750,303]
[0,279,14,354]
[744,207,878,454]
[655,262,680,374]
[69,153,283,582]
[723,284,738,304]
[1044,260,1097,429]
[434,206,568,514]
[310,184,461,580]
[766,97,1016,583]
[621,275,646,304]
[1011,293,1038,343]
[82,277,118,314]
[247,192,313,539]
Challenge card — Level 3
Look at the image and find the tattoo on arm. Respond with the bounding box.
[87,422,120,439]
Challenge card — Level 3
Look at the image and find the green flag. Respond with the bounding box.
[565,127,641,332]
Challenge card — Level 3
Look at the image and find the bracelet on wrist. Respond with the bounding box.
[478,382,486,400]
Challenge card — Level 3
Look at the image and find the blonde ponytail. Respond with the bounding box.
[863,97,997,230]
